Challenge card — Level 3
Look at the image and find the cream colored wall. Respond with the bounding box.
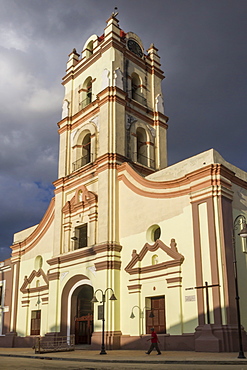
[119,180,198,336]
[58,128,68,178]
[198,202,213,322]
[113,91,126,158]
[157,124,167,169]
[15,220,54,337]
[13,225,38,243]
[53,191,64,256]
[148,148,247,183]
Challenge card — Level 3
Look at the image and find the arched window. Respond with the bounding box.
[86,79,92,104]
[34,255,43,270]
[82,133,91,165]
[80,77,93,109]
[131,73,143,104]
[136,127,147,166]
[152,255,159,265]
[73,131,92,171]
[85,40,93,58]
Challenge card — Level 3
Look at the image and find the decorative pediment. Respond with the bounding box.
[62,185,98,215]
[20,268,49,293]
[125,238,184,275]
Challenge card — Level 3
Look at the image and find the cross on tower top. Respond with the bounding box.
[112,7,118,18]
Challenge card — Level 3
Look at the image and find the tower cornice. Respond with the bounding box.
[62,36,165,87]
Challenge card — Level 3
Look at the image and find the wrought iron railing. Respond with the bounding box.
[72,154,92,171]
[34,335,75,354]
[130,91,147,106]
[136,153,155,169]
[79,96,93,110]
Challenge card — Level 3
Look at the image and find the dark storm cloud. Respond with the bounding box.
[0,0,247,260]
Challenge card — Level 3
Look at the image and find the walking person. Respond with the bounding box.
[145,328,161,355]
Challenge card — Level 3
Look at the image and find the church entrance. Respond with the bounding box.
[146,296,166,334]
[71,285,94,344]
[75,313,93,344]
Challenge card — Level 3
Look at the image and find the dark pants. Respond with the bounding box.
[147,342,161,354]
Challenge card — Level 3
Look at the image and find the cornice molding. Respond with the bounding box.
[11,198,55,256]
[47,242,122,267]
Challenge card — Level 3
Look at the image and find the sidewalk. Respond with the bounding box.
[0,347,247,365]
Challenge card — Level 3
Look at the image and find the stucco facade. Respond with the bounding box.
[0,14,247,352]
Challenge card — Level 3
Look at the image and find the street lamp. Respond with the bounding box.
[91,288,117,355]
[232,214,247,359]
[130,305,154,335]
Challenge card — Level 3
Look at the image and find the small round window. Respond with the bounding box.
[146,224,161,243]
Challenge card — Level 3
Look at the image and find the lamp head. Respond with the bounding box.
[91,295,98,303]
[149,311,155,318]
[239,223,247,238]
[130,312,135,319]
[71,236,78,241]
[109,293,117,301]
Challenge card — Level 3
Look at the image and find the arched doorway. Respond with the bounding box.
[71,285,94,344]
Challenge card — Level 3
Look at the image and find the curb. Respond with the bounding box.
[0,353,247,365]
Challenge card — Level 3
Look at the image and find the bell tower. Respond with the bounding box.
[52,14,169,344]
[57,13,168,179]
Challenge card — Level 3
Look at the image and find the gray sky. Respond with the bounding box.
[1,0,247,260]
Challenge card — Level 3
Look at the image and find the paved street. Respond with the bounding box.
[1,348,247,369]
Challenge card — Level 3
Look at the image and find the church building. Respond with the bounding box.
[0,13,247,352]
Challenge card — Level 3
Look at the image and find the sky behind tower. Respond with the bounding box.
[0,0,247,260]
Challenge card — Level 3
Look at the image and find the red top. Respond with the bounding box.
[151,331,158,343]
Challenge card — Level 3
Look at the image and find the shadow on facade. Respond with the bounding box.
[0,315,247,352]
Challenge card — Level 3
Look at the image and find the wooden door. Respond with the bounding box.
[146,296,166,334]
[75,313,93,344]
[30,310,41,335]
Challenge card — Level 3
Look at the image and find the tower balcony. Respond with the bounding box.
[79,95,95,110]
[130,91,147,106]
[136,153,155,169]
[72,154,93,172]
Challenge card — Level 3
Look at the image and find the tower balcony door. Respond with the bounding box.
[71,284,94,344]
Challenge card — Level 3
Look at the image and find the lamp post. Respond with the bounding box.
[91,288,117,355]
[232,214,247,359]
[130,305,154,335]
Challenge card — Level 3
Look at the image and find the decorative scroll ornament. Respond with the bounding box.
[113,68,124,89]
[61,99,69,119]
[126,114,137,130]
[155,94,165,114]
[148,125,156,138]
[90,115,99,131]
